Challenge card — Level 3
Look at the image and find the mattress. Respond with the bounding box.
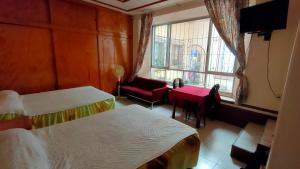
[22,86,115,128]
[22,86,114,115]
[0,105,200,169]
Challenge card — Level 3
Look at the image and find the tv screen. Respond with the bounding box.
[240,0,289,33]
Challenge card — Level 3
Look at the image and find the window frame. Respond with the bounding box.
[150,17,237,97]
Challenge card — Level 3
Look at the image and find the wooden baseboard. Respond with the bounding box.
[231,144,254,163]
[165,94,277,127]
[214,102,277,128]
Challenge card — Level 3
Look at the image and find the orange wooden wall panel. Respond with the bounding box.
[0,0,133,94]
[0,24,56,94]
[98,6,133,35]
[53,30,100,89]
[99,35,132,93]
[116,38,132,79]
[99,36,116,93]
[0,0,50,24]
[97,6,133,93]
[50,0,97,30]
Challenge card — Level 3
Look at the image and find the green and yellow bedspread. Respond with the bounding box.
[0,112,24,121]
[138,133,200,169]
[31,98,115,128]
[0,98,115,129]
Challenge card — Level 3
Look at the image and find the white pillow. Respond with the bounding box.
[0,90,26,115]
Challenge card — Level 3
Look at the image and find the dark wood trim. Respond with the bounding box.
[0,18,52,30]
[241,104,278,114]
[0,19,133,38]
[47,0,59,90]
[90,0,126,11]
[89,0,167,12]
[95,9,101,89]
[127,0,167,12]
[97,35,104,89]
[0,19,98,35]
[117,0,130,2]
[99,31,132,38]
[220,99,278,115]
[213,103,277,128]
[51,25,98,34]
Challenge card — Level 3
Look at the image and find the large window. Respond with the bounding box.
[151,18,236,96]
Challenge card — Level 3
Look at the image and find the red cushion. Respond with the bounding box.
[131,77,167,90]
[121,86,153,100]
[0,116,32,131]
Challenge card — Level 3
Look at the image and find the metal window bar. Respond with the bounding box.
[151,18,236,96]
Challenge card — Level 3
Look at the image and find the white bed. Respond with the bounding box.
[0,86,115,128]
[22,86,114,116]
[0,105,200,169]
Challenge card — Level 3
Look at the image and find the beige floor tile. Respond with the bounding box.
[214,155,245,169]
[115,97,135,107]
[194,157,217,169]
[213,164,227,169]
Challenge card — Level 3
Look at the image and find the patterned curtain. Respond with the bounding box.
[204,0,249,104]
[129,13,153,82]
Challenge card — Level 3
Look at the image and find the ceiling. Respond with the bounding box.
[81,0,198,15]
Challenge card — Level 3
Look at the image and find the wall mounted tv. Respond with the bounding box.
[240,0,289,40]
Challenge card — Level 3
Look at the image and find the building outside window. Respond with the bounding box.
[151,18,236,97]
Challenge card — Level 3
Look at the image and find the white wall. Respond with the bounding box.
[266,20,300,169]
[245,0,300,111]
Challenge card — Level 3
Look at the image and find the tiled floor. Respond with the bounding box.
[115,97,245,169]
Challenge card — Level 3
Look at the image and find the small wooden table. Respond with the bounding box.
[169,86,210,128]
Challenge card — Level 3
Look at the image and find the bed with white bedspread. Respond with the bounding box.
[0,105,200,169]
[0,86,115,128]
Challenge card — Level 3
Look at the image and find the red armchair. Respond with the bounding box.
[121,77,168,108]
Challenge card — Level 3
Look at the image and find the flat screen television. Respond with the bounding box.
[240,0,289,34]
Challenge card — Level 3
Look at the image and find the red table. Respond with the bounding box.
[169,86,210,128]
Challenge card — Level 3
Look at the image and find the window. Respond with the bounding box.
[151,18,236,96]
[152,25,168,67]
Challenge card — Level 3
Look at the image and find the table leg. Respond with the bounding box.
[196,110,200,128]
[196,104,202,128]
[172,100,176,119]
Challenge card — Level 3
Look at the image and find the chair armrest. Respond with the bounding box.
[0,116,32,131]
[152,87,169,101]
